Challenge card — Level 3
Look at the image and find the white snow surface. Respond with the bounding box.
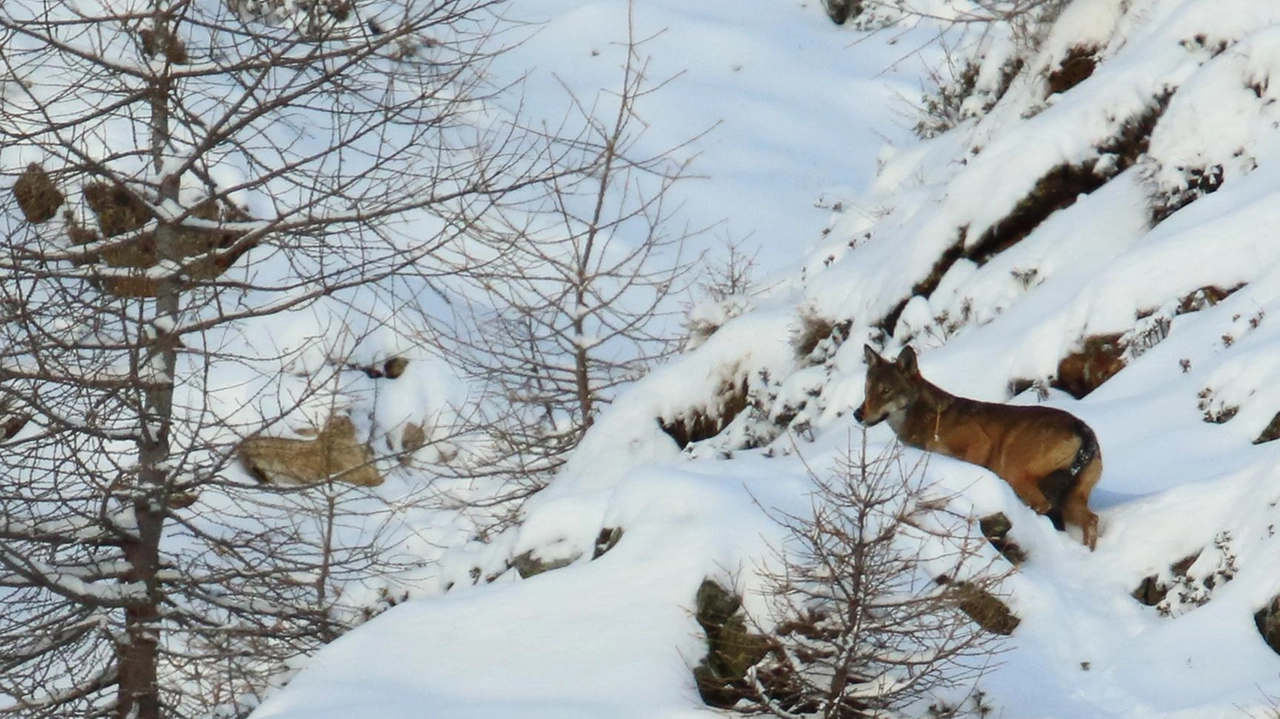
[255,1,1280,718]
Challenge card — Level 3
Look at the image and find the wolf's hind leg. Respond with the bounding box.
[1063,496,1099,550]
[1038,468,1075,508]
[1010,475,1054,517]
[1037,469,1076,532]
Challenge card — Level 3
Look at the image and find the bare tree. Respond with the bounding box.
[697,235,758,303]
[0,0,556,716]
[683,235,758,352]
[742,436,1009,718]
[434,19,708,511]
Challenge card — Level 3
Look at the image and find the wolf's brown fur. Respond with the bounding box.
[855,345,1101,550]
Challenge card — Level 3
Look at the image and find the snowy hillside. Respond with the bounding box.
[254,1,1280,718]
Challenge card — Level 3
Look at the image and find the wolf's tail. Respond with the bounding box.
[1068,420,1099,477]
[1038,420,1099,531]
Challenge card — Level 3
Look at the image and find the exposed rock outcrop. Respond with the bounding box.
[1255,595,1280,657]
[693,579,772,709]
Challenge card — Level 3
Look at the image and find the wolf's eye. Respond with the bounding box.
[879,387,891,397]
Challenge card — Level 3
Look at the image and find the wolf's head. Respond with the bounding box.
[854,345,921,427]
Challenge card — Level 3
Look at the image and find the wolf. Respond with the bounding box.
[854,345,1102,550]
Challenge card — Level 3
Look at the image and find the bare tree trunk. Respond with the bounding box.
[117,4,179,714]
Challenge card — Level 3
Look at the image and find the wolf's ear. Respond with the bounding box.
[863,344,880,366]
[897,346,919,375]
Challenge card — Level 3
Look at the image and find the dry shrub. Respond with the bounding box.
[1134,536,1237,617]
[659,374,750,448]
[792,307,851,365]
[78,184,254,296]
[238,413,383,487]
[1053,334,1126,399]
[397,421,426,464]
[13,163,64,224]
[1046,45,1098,95]
[83,181,153,238]
[915,61,981,140]
[1198,389,1238,424]
[913,56,1029,139]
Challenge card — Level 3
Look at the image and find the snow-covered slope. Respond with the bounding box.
[254,1,1280,718]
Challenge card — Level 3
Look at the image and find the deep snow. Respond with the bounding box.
[254,1,1280,718]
